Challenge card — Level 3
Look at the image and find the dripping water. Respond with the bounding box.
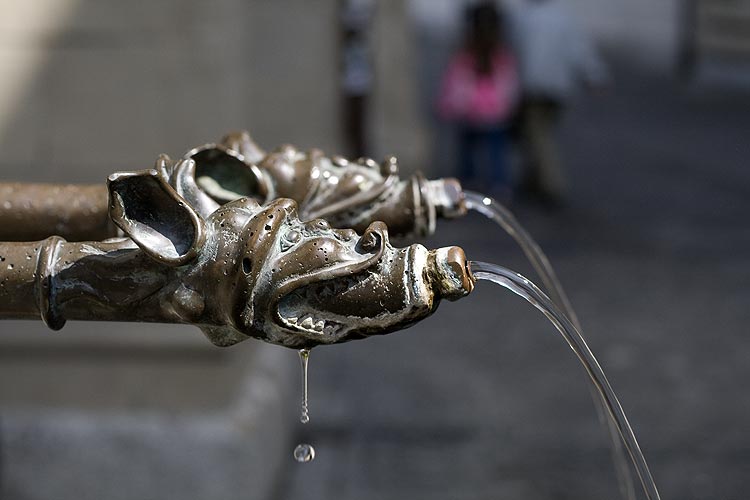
[293,443,315,463]
[299,348,310,424]
[294,348,315,463]
[469,261,660,500]
[464,191,636,500]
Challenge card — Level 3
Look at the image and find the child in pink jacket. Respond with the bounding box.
[438,2,519,198]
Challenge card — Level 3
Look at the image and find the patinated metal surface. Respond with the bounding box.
[0,131,467,241]
[0,164,473,349]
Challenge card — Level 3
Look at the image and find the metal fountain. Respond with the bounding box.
[0,130,660,499]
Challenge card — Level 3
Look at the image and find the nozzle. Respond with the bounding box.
[428,246,474,301]
[427,178,467,219]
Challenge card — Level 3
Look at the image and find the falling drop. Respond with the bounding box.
[299,348,310,424]
[293,443,315,463]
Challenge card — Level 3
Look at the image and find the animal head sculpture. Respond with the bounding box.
[108,160,473,349]
[183,130,467,238]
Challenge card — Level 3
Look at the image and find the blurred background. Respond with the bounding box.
[0,0,749,499]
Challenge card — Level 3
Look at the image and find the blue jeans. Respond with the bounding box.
[458,125,509,188]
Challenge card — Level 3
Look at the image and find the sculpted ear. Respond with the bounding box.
[220,130,266,164]
[185,144,270,204]
[108,169,205,266]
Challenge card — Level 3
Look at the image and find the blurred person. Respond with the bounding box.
[437,2,519,201]
[511,0,608,207]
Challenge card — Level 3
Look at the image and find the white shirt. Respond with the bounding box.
[511,1,608,99]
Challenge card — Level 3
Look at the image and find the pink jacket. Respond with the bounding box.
[438,49,519,126]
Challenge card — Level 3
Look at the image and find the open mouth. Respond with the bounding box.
[276,272,371,338]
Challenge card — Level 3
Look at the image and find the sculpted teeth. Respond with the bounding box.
[280,276,370,336]
[282,313,341,335]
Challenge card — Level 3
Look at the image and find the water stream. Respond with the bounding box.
[469,261,660,500]
[464,192,580,329]
[464,191,636,500]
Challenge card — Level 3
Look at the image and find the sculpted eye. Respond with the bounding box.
[280,230,301,251]
[286,230,301,243]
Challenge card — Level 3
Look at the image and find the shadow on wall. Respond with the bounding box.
[0,0,343,185]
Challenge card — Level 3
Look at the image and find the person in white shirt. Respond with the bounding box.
[511,0,608,206]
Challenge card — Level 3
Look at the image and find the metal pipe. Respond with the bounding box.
[0,183,115,241]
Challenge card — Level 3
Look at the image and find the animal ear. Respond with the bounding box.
[220,130,266,164]
[170,157,222,218]
[108,168,205,266]
[185,144,270,204]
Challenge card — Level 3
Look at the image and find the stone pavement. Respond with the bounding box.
[272,70,750,500]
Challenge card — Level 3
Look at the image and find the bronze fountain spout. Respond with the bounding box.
[0,159,473,349]
[187,130,467,237]
[0,130,467,242]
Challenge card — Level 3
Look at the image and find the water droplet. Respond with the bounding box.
[293,443,315,463]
